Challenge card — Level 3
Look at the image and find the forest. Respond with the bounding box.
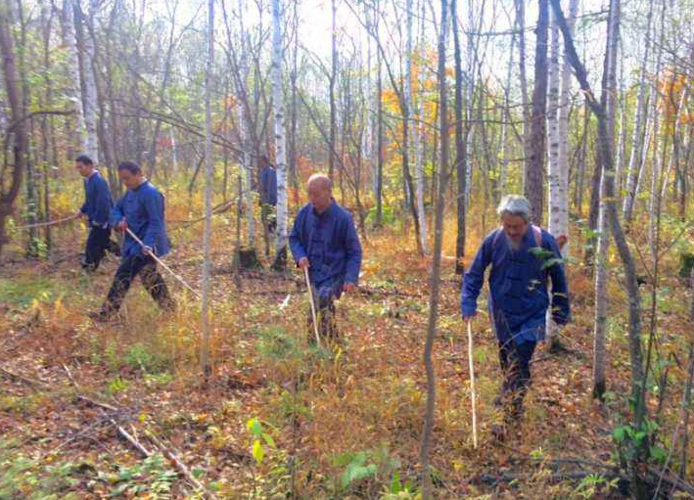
[1,0,694,497]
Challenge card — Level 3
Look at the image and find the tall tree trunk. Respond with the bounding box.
[328,0,337,181]
[288,0,299,193]
[62,0,88,157]
[78,2,99,163]
[375,23,384,227]
[452,0,466,275]
[271,0,288,269]
[525,0,549,223]
[0,2,28,258]
[647,0,667,253]
[237,0,255,249]
[420,0,449,495]
[546,0,577,348]
[515,0,532,174]
[593,0,620,400]
[200,0,215,379]
[14,0,39,257]
[622,0,655,223]
[407,0,428,254]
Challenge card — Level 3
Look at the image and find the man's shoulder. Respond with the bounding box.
[332,202,354,221]
[141,182,163,197]
[92,172,108,186]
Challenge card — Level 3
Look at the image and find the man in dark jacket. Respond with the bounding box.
[289,174,362,341]
[259,155,278,235]
[75,154,118,271]
[461,195,570,439]
[91,161,174,322]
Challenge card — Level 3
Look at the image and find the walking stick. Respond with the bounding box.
[467,320,478,449]
[303,266,322,348]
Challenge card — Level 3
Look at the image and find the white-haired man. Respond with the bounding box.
[289,174,362,342]
[461,194,570,439]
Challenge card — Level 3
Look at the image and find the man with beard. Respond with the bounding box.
[461,195,570,440]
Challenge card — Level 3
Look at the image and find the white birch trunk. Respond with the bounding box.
[546,0,576,347]
[622,0,654,222]
[648,0,666,253]
[407,0,428,254]
[237,0,254,245]
[62,0,88,156]
[80,4,99,163]
[271,0,288,260]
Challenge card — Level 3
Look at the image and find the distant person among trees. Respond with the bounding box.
[259,154,277,234]
[91,161,175,322]
[461,195,571,441]
[75,154,119,271]
[289,174,362,342]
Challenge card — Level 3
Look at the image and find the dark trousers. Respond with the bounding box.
[83,227,112,271]
[497,339,537,419]
[307,281,341,343]
[101,254,174,315]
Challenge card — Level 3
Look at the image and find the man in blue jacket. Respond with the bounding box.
[91,161,174,322]
[259,155,278,235]
[289,174,362,341]
[461,195,570,439]
[75,155,118,271]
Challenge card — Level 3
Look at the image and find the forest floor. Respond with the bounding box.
[1,207,692,499]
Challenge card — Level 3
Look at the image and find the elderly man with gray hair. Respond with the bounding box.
[461,194,570,440]
[289,173,362,342]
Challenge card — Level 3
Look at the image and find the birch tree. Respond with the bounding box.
[594,0,620,400]
[622,0,655,223]
[407,0,428,254]
[237,0,255,250]
[271,0,288,269]
[62,0,88,157]
[546,0,576,349]
[77,2,99,163]
[200,0,215,378]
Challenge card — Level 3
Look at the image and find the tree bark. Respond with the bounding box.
[420,0,449,495]
[622,0,655,223]
[200,0,215,379]
[271,0,288,269]
[452,0,466,275]
[0,1,28,258]
[593,0,619,401]
[525,0,549,224]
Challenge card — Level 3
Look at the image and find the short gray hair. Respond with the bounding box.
[497,195,531,222]
[308,173,332,191]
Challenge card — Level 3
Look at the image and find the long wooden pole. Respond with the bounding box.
[467,320,478,448]
[304,267,321,347]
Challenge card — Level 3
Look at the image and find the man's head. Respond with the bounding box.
[259,155,269,169]
[117,161,144,189]
[307,173,332,213]
[497,195,531,244]
[75,154,94,178]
